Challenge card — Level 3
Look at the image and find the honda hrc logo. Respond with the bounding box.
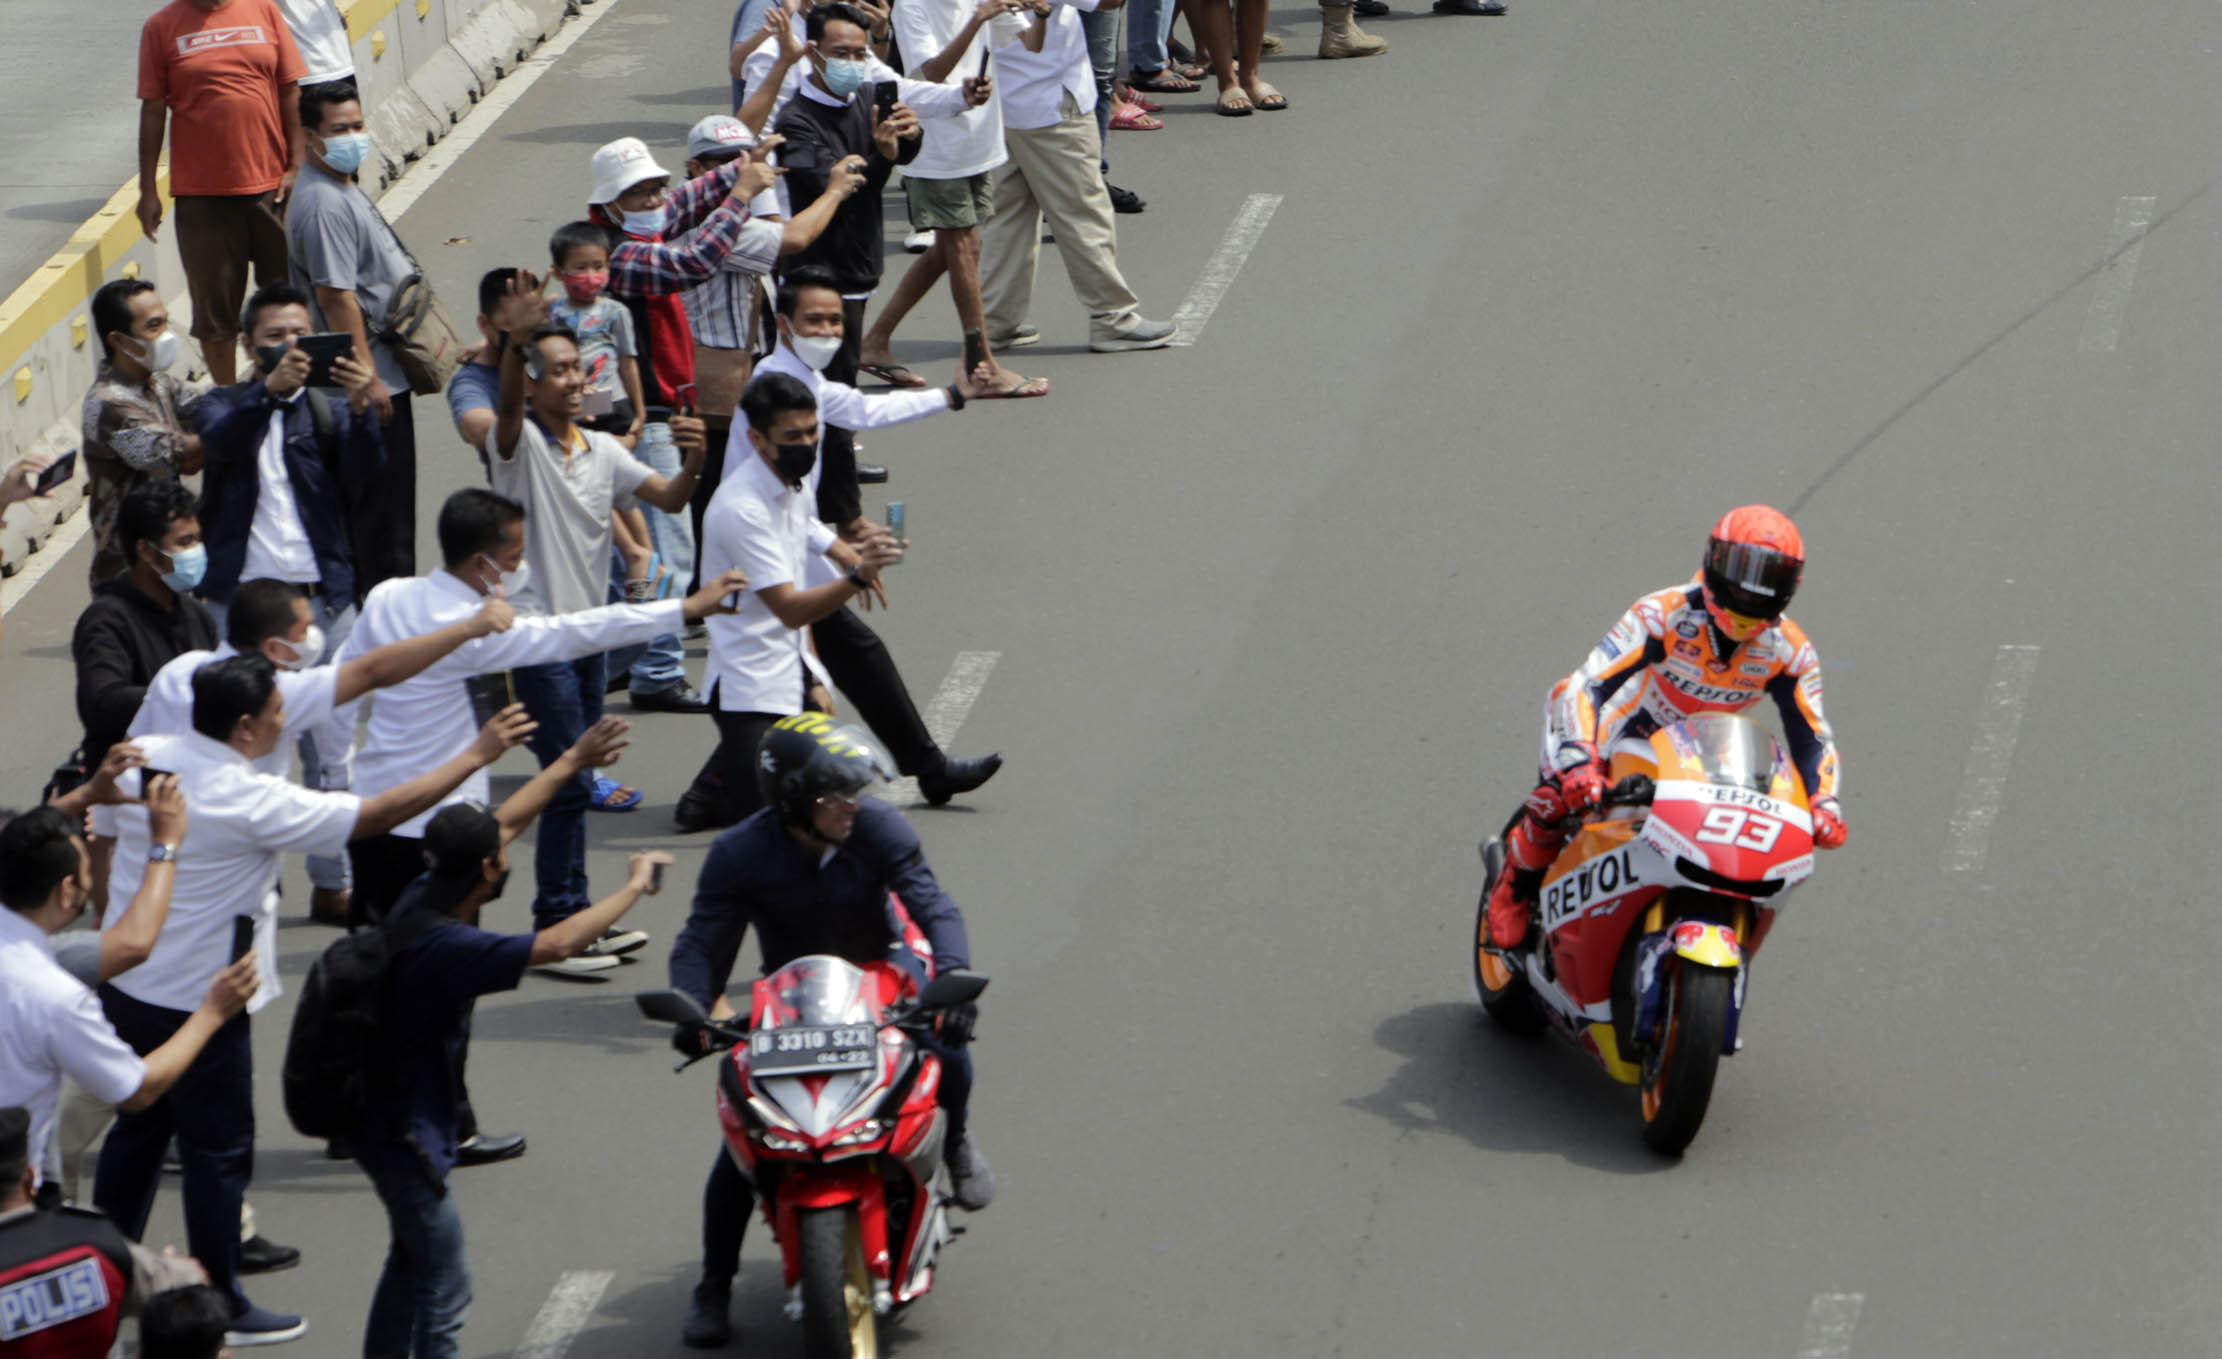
[177,25,270,55]
[1542,847,1636,927]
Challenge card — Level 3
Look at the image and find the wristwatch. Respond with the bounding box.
[944,382,966,411]
[846,570,871,591]
[147,844,180,865]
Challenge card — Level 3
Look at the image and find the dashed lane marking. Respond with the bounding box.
[1169,194,1282,347]
[1940,645,2040,873]
[2077,195,2156,352]
[1795,1292,1864,1359]
[885,649,1001,806]
[513,1269,613,1359]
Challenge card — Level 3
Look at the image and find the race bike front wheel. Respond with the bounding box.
[798,1206,879,1359]
[1638,963,1732,1155]
[1473,841,1545,1034]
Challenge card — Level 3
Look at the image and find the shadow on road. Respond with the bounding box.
[535,1246,926,1359]
[1346,1002,1674,1177]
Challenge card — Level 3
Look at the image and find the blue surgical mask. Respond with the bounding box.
[822,55,870,97]
[620,207,665,237]
[158,543,207,593]
[320,131,373,176]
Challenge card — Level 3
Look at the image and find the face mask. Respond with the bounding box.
[561,270,609,305]
[788,331,842,371]
[320,131,373,176]
[270,622,327,672]
[254,342,292,374]
[478,553,532,601]
[820,53,870,96]
[620,206,665,237]
[127,330,181,373]
[772,440,818,486]
[158,543,207,593]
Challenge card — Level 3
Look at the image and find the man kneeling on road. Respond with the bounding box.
[668,716,990,1349]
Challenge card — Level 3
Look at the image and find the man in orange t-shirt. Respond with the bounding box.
[137,0,307,387]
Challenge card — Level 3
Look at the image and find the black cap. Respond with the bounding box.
[422,803,501,879]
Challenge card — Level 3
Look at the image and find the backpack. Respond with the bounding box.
[280,910,442,1140]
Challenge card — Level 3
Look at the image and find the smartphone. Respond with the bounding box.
[139,767,177,797]
[885,501,905,543]
[674,383,697,417]
[464,671,516,727]
[295,332,355,388]
[649,862,666,896]
[977,37,991,80]
[874,80,899,121]
[31,451,76,495]
[229,915,256,965]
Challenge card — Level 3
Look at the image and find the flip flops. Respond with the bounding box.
[1128,68,1199,93]
[858,361,929,389]
[1110,101,1165,131]
[589,775,643,812]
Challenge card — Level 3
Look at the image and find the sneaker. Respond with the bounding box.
[238,1235,300,1275]
[226,1304,308,1346]
[582,927,650,958]
[903,228,933,253]
[632,683,711,714]
[989,325,1041,350]
[1091,318,1177,353]
[535,953,621,979]
[946,1130,995,1211]
[682,1278,733,1348]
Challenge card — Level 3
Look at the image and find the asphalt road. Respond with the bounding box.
[4,0,2220,1354]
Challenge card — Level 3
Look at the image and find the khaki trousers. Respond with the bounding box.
[981,96,1142,344]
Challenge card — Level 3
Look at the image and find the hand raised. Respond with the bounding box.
[470,701,538,763]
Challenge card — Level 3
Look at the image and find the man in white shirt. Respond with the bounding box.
[857,0,1049,398]
[275,0,355,93]
[102,575,515,925]
[90,652,535,1339]
[483,276,720,940]
[981,0,1175,352]
[737,0,973,138]
[675,373,905,830]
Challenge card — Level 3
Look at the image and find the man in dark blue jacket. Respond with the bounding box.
[666,714,988,1349]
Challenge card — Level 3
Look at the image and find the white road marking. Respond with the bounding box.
[1795,1292,1864,1359]
[2077,195,2156,352]
[1940,645,2041,873]
[884,650,1000,806]
[514,1269,613,1359]
[380,0,634,224]
[1169,193,1282,347]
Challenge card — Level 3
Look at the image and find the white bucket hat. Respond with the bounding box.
[588,136,672,207]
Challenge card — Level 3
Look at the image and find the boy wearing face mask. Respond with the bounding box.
[286,80,422,591]
[82,279,207,591]
[546,223,646,442]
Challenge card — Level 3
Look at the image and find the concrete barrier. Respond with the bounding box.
[0,0,610,584]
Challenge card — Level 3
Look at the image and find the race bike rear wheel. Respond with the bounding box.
[799,1206,879,1359]
[1638,964,1732,1155]
[1473,841,1544,1035]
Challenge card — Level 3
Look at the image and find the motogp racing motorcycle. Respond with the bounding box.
[639,958,989,1359]
[1473,711,1817,1154]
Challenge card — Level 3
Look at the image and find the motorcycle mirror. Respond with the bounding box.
[635,990,710,1025]
[917,971,989,1010]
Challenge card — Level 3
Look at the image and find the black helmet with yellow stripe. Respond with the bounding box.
[755,714,896,830]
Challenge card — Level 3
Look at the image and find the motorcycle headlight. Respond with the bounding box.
[756,1130,809,1152]
[828,1119,885,1149]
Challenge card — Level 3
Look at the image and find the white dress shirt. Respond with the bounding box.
[104,731,362,1014]
[340,571,686,835]
[700,451,838,713]
[743,25,971,132]
[0,908,148,1188]
[891,0,1027,179]
[994,0,1101,131]
[242,395,321,585]
[726,344,952,483]
[486,419,652,616]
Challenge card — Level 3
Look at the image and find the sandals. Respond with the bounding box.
[858,361,929,389]
[1245,82,1288,111]
[1116,84,1165,113]
[978,374,1051,399]
[1215,88,1255,116]
[589,775,643,812]
[1110,101,1164,131]
[1128,68,1198,94]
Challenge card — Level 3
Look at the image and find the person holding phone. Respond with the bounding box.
[82,279,208,591]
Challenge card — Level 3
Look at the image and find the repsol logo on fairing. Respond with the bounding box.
[1542,847,1637,927]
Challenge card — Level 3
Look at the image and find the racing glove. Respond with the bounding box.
[1811,796,1848,850]
[1528,742,1608,822]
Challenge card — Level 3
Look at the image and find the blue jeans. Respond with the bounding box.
[1081,6,1120,173]
[206,593,356,891]
[511,653,603,928]
[623,424,692,695]
[1127,0,1176,75]
[362,1165,471,1359]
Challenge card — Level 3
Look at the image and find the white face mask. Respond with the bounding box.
[128,330,181,373]
[478,553,532,601]
[270,622,327,672]
[620,206,665,236]
[788,331,842,371]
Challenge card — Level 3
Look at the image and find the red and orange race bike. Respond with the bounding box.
[1473,712,1817,1154]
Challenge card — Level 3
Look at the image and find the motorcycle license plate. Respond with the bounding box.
[748,1024,877,1076]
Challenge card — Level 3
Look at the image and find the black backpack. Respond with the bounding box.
[281,911,442,1140]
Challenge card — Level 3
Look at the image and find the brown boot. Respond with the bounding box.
[1318,1,1388,57]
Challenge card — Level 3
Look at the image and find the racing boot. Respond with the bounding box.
[1485,864,1544,950]
[682,1277,732,1348]
[947,1130,995,1211]
[1487,797,1568,949]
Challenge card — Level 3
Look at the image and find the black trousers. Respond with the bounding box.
[93,989,254,1311]
[811,607,939,778]
[814,298,870,528]
[366,393,416,590]
[681,705,786,829]
[689,414,731,593]
[348,833,480,1143]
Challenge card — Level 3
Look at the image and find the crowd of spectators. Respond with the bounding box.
[0,0,1528,1350]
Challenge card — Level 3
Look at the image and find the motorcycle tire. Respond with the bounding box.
[1473,841,1544,1035]
[1638,964,1732,1155]
[799,1206,879,1359]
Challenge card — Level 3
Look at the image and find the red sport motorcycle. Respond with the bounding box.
[1473,712,1818,1153]
[639,958,989,1359]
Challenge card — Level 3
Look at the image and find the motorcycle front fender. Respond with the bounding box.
[1632,922,1747,1054]
[771,1165,892,1290]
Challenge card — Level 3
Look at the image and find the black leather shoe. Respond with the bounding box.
[238,1235,301,1275]
[1354,0,1389,13]
[682,1279,733,1348]
[1432,0,1506,13]
[918,753,1004,807]
[456,1132,527,1166]
[856,463,891,485]
[1107,183,1146,215]
[632,683,710,714]
[674,794,727,835]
